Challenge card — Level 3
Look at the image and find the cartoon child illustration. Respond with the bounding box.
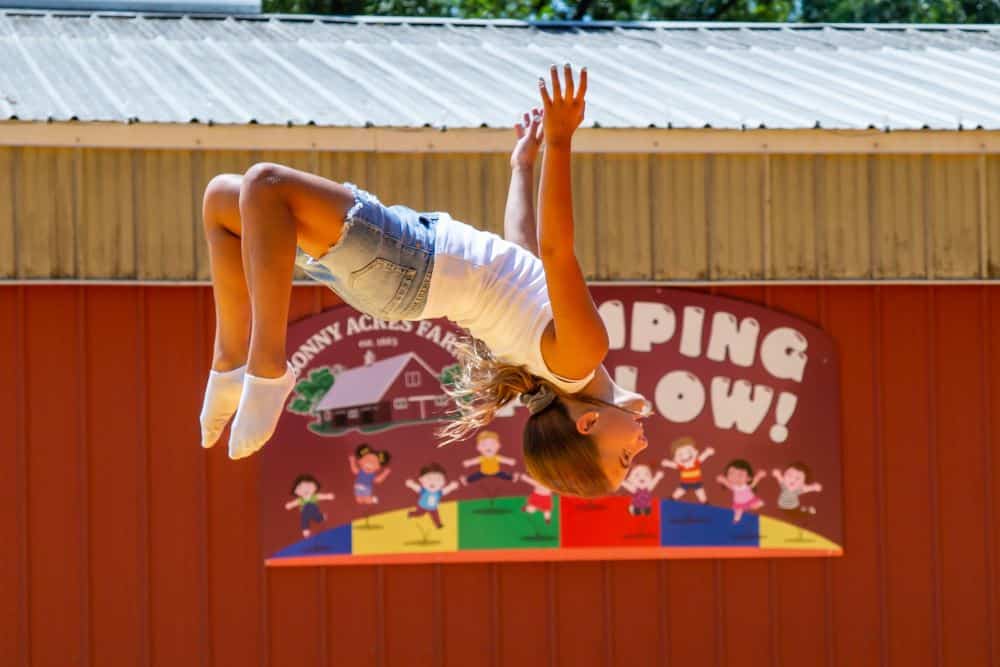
[405,463,460,529]
[283,474,335,538]
[517,473,555,524]
[716,460,767,524]
[348,443,391,504]
[460,431,518,485]
[621,464,665,516]
[661,436,715,503]
[772,462,823,517]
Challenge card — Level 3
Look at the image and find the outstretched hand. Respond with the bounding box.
[510,107,544,170]
[538,63,587,146]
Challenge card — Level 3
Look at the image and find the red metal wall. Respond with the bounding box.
[1,284,998,667]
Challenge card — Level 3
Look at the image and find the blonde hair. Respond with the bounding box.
[476,430,500,443]
[436,337,613,498]
[436,338,539,447]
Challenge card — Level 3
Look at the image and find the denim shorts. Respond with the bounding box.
[295,183,437,321]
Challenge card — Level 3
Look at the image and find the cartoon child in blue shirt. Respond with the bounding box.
[405,463,460,529]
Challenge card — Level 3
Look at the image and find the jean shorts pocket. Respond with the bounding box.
[348,257,417,316]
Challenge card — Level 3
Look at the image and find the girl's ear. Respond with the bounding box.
[575,410,600,435]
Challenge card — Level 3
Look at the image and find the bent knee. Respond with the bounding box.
[202,173,242,230]
[241,162,290,200]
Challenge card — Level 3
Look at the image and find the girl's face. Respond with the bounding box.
[569,400,647,491]
[726,467,750,486]
[359,453,381,473]
[295,481,318,498]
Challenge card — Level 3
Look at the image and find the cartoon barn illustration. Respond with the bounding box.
[312,351,450,431]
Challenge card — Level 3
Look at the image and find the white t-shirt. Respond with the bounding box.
[421,214,596,394]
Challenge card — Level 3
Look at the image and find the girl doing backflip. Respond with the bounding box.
[199,65,650,498]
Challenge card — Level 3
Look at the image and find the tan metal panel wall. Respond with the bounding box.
[0,148,14,277]
[77,149,135,279]
[988,155,1000,277]
[14,148,76,278]
[709,154,765,279]
[651,155,708,281]
[2,147,997,281]
[873,155,927,279]
[819,155,872,278]
[928,155,981,279]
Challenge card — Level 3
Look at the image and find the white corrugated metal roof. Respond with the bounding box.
[3,11,1000,129]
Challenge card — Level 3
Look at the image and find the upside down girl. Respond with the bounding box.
[199,65,651,498]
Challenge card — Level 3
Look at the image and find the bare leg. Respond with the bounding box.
[237,163,355,378]
[202,174,250,371]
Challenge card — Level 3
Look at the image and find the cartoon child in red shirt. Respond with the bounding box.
[661,436,715,504]
[517,472,555,524]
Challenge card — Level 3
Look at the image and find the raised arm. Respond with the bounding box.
[537,65,608,380]
[504,109,543,256]
[405,479,421,493]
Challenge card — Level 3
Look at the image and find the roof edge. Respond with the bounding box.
[1,9,998,30]
[1,122,999,154]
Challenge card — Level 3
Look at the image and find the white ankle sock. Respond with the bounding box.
[228,364,296,460]
[199,365,246,449]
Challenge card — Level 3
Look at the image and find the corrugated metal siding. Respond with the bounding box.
[3,12,1000,130]
[1,284,998,666]
[2,147,998,281]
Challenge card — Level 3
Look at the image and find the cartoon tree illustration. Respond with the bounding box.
[439,363,462,389]
[287,367,335,415]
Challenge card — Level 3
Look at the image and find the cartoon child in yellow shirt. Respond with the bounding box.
[460,431,518,486]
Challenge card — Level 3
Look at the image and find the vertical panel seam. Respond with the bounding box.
[602,563,613,667]
[137,287,151,667]
[318,568,328,667]
[11,149,20,278]
[73,148,83,278]
[815,155,826,281]
[547,563,557,667]
[763,152,771,280]
[489,564,500,667]
[818,287,836,667]
[433,564,443,667]
[927,288,944,667]
[192,151,203,282]
[982,286,997,667]
[15,286,29,667]
[924,155,934,280]
[979,152,989,279]
[133,151,144,281]
[705,155,714,282]
[77,287,91,667]
[658,562,670,667]
[873,287,889,667]
[869,156,879,280]
[713,561,724,667]
[376,565,385,667]
[195,287,212,667]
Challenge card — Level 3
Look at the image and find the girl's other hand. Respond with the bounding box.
[511,107,544,169]
[538,63,587,147]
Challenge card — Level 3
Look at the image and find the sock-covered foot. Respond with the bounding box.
[199,365,246,449]
[228,364,295,460]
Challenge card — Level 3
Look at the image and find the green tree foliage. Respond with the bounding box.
[439,363,462,388]
[288,367,336,415]
[264,0,1000,22]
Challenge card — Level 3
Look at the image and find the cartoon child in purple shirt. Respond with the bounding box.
[348,443,391,504]
[621,464,665,516]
